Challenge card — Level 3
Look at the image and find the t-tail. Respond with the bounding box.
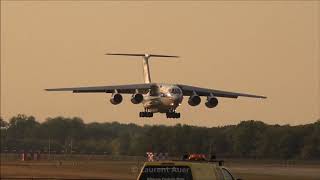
[105,53,179,84]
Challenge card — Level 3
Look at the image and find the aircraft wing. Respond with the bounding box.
[177,84,266,99]
[45,83,154,94]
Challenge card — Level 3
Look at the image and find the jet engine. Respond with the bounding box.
[131,93,144,104]
[188,95,201,106]
[110,93,123,105]
[205,96,218,108]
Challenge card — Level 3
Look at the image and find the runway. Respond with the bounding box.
[1,158,320,180]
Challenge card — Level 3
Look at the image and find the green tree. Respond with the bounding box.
[2,114,320,159]
[0,117,9,128]
[301,121,320,159]
[232,120,267,157]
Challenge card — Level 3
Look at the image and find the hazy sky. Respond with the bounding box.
[1,1,319,127]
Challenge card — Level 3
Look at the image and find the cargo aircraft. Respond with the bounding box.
[46,53,266,118]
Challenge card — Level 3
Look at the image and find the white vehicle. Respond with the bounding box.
[46,53,266,118]
[138,154,241,180]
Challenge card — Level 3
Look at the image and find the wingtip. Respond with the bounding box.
[45,88,57,91]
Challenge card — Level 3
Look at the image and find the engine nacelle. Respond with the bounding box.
[131,93,143,104]
[205,96,218,108]
[110,93,123,105]
[188,95,201,106]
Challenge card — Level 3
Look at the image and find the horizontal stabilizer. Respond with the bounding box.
[106,53,179,58]
[105,52,179,83]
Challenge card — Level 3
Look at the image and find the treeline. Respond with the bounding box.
[0,115,319,160]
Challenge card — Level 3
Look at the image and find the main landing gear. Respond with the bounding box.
[139,108,181,119]
[139,111,153,118]
[166,112,181,119]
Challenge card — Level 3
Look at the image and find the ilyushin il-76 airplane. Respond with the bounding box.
[46,53,266,118]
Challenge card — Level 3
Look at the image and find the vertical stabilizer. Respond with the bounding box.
[143,56,152,83]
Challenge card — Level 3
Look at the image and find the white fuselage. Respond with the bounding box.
[142,84,183,113]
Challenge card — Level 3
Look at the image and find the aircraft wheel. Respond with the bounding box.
[173,113,177,119]
[166,112,180,119]
[140,112,153,118]
[147,112,153,117]
[140,112,147,117]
